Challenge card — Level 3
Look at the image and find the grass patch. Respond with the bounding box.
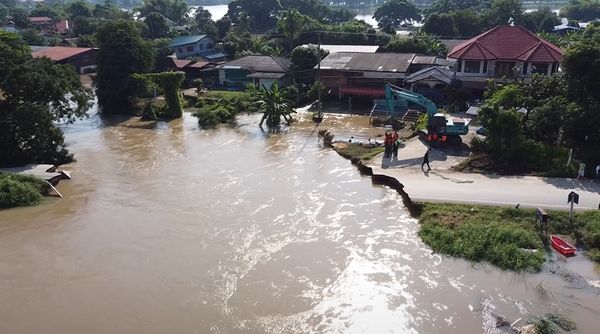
[333,142,384,161]
[201,90,249,99]
[415,203,600,271]
[0,173,50,209]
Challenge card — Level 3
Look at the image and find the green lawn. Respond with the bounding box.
[415,203,600,271]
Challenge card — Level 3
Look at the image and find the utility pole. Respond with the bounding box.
[316,31,322,121]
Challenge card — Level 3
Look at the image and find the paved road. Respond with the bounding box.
[368,136,600,210]
[370,165,600,210]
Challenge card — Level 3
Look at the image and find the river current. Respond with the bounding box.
[0,110,599,333]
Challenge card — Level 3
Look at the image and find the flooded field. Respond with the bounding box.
[0,111,599,333]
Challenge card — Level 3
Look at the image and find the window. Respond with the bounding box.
[207,43,213,50]
[187,46,194,52]
[456,60,462,72]
[177,48,183,54]
[463,60,481,73]
[551,62,559,74]
[198,44,204,50]
[522,62,528,75]
[482,61,488,74]
[532,63,549,75]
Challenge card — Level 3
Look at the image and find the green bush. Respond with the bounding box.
[192,108,220,128]
[0,173,49,208]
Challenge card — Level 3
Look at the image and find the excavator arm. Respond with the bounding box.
[384,83,438,116]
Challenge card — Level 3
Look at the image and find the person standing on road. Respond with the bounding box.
[392,130,399,160]
[421,148,431,171]
[384,131,392,159]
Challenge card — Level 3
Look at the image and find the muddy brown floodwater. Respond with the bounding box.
[1,109,599,334]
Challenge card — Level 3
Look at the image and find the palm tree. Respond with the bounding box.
[256,82,296,128]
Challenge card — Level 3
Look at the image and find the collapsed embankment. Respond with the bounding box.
[332,142,416,216]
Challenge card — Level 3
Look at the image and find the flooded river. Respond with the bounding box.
[1,110,599,333]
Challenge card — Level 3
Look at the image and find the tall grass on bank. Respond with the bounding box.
[0,173,50,209]
[333,143,385,161]
[416,203,600,270]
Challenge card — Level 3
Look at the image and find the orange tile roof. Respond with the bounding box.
[31,46,93,61]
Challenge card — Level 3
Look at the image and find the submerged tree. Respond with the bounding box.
[256,82,296,128]
[95,19,154,114]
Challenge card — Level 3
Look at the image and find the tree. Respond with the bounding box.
[423,13,458,37]
[483,0,523,27]
[31,3,65,21]
[144,12,170,39]
[424,0,483,16]
[138,0,189,25]
[95,20,154,114]
[290,44,328,84]
[216,15,232,38]
[66,0,92,20]
[563,42,600,104]
[561,0,600,21]
[132,72,185,118]
[374,0,421,29]
[194,6,218,36]
[0,32,93,167]
[256,82,296,128]
[324,7,354,24]
[277,9,309,50]
[451,9,482,37]
[227,0,281,31]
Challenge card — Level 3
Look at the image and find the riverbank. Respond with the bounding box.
[0,173,50,209]
[415,202,600,270]
[330,142,600,270]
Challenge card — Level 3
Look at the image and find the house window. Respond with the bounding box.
[177,48,183,54]
[482,61,488,74]
[198,44,204,50]
[463,60,481,73]
[532,63,549,75]
[187,46,194,52]
[551,62,559,74]
[456,60,462,72]
[207,43,213,49]
[522,62,528,75]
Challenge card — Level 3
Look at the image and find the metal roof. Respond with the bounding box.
[246,72,287,79]
[404,67,455,84]
[411,55,437,65]
[218,56,291,73]
[169,35,209,47]
[318,52,416,73]
[301,44,379,53]
[31,46,94,61]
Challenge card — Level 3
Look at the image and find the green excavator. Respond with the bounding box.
[384,83,469,145]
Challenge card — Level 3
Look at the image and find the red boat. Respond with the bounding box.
[551,235,576,256]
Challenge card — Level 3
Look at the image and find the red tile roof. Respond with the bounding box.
[32,46,93,61]
[448,25,562,62]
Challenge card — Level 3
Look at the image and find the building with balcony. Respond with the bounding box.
[447,25,562,89]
